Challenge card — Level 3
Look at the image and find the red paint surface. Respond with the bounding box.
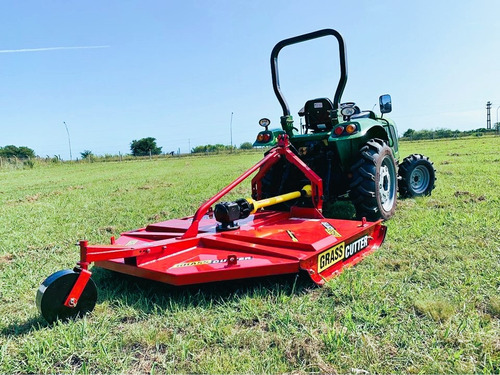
[90,209,385,286]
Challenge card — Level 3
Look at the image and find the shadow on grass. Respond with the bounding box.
[92,267,319,315]
[322,200,356,220]
[3,267,320,334]
[3,271,316,335]
[1,316,48,336]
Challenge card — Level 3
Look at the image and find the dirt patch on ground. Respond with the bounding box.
[25,194,41,203]
[0,254,13,269]
[99,226,116,234]
[454,191,486,203]
[148,211,170,221]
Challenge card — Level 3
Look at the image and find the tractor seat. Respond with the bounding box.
[304,98,334,133]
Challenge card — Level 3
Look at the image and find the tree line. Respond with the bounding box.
[2,126,498,161]
[401,127,498,141]
[0,138,255,160]
[131,139,253,155]
[190,142,253,153]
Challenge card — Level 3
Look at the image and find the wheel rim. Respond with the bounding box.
[410,165,430,194]
[379,157,396,211]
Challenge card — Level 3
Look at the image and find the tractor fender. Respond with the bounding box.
[327,121,390,169]
[363,125,389,143]
[328,119,389,143]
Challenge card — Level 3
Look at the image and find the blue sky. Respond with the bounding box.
[1,0,499,158]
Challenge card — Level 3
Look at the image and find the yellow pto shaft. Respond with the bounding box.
[247,185,311,213]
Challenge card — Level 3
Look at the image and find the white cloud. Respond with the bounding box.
[0,45,109,53]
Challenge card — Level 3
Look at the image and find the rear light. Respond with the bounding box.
[256,132,271,143]
[345,124,357,134]
[334,126,344,136]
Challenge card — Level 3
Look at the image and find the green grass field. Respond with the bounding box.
[1,137,499,373]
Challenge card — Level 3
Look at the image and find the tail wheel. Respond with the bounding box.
[349,138,397,221]
[398,154,436,198]
[36,269,97,324]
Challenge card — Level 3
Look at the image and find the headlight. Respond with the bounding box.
[259,118,271,127]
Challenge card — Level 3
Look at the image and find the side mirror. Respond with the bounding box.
[379,94,392,114]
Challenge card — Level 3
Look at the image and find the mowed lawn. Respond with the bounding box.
[0,137,498,373]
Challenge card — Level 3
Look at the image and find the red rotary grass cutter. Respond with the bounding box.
[36,135,386,323]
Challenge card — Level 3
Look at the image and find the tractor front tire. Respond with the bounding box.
[349,139,397,221]
[398,154,436,198]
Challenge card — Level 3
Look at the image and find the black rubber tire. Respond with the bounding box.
[349,139,397,221]
[398,154,436,198]
[36,269,97,324]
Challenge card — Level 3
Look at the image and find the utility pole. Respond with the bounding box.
[63,121,72,161]
[486,101,492,129]
[230,112,234,149]
[188,138,191,153]
[496,106,500,132]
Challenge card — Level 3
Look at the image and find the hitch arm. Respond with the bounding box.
[181,148,281,239]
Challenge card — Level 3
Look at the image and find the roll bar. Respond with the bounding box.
[270,28,348,116]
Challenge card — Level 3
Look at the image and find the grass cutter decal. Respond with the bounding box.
[321,222,341,237]
[286,230,299,242]
[318,242,345,273]
[318,235,369,273]
[344,235,368,260]
[172,257,253,268]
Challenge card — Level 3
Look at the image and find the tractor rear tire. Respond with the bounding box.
[349,139,397,221]
[398,154,436,198]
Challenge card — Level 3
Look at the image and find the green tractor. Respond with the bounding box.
[253,29,436,221]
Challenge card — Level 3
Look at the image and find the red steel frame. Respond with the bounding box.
[63,134,386,308]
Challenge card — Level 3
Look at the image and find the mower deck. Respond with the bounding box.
[93,208,386,286]
[37,133,387,324]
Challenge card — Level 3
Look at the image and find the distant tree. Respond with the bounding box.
[130,137,162,156]
[0,145,36,158]
[239,142,253,150]
[80,150,93,159]
[403,129,415,138]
